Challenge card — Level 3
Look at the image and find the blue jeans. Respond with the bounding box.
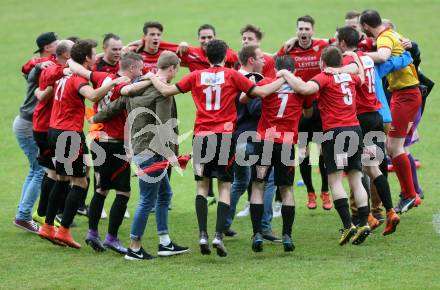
[130,154,173,241]
[13,116,45,221]
[226,142,275,232]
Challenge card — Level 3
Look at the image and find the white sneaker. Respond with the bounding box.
[236,201,250,217]
[124,209,130,219]
[101,208,108,219]
[273,201,282,218]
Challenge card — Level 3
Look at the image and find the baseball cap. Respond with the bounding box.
[34,32,58,53]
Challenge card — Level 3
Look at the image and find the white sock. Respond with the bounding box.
[131,246,140,252]
[159,234,171,246]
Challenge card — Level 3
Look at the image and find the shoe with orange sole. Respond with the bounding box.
[54,226,81,249]
[368,213,380,231]
[383,209,400,236]
[39,223,66,247]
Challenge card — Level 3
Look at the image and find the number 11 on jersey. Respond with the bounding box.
[204,85,221,111]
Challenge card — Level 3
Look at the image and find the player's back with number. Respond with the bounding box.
[176,66,254,135]
[311,72,361,131]
[258,80,303,144]
[50,74,89,132]
[343,51,381,114]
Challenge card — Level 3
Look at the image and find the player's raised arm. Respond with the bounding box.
[367,47,391,63]
[249,77,285,98]
[120,79,152,97]
[35,86,53,101]
[79,76,130,102]
[147,74,180,97]
[344,51,365,85]
[279,70,319,96]
[67,59,93,80]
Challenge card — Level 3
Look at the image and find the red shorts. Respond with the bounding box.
[389,87,421,138]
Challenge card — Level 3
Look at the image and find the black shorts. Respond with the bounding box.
[48,128,87,178]
[252,141,295,186]
[91,140,131,192]
[192,134,235,182]
[33,131,55,170]
[298,101,324,147]
[357,111,386,164]
[321,126,363,174]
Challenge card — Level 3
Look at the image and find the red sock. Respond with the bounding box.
[392,153,417,198]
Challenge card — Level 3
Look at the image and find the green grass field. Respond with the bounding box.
[1,0,439,289]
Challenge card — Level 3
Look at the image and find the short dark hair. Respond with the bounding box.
[240,24,263,40]
[206,39,227,65]
[66,36,80,43]
[360,9,382,28]
[103,33,121,47]
[275,55,295,72]
[120,52,143,71]
[345,10,361,20]
[198,24,216,36]
[238,45,258,65]
[297,15,315,27]
[143,21,163,35]
[71,39,97,64]
[320,46,342,67]
[336,26,360,48]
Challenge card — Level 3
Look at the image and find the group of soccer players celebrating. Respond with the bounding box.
[12,8,432,260]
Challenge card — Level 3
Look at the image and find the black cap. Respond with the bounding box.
[34,32,58,54]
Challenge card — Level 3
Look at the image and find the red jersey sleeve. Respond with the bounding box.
[22,59,37,75]
[262,56,276,78]
[225,49,239,68]
[310,72,329,89]
[176,72,195,93]
[74,76,89,92]
[303,95,315,109]
[38,69,50,90]
[342,55,356,66]
[277,46,286,56]
[352,74,362,88]
[90,71,110,87]
[231,70,255,95]
[159,41,179,53]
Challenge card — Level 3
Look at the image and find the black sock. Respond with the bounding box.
[373,175,393,210]
[108,194,129,237]
[79,177,90,208]
[334,198,352,229]
[215,201,230,233]
[45,181,70,225]
[250,203,264,234]
[300,156,315,193]
[361,175,371,198]
[275,188,282,202]
[61,185,86,228]
[57,185,69,214]
[281,205,295,237]
[358,206,369,227]
[37,173,55,216]
[319,155,329,192]
[207,179,214,197]
[195,195,208,232]
[88,192,106,231]
[247,183,252,201]
[380,155,388,178]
